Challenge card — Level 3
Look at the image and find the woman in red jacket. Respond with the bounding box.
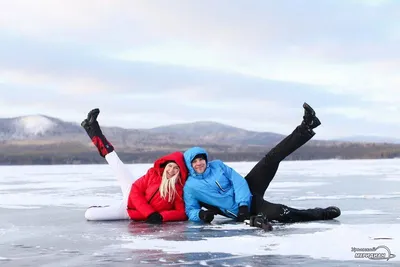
[81,108,188,223]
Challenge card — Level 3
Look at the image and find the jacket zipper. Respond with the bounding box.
[226,210,237,218]
[215,181,236,218]
[148,188,159,204]
[215,181,225,191]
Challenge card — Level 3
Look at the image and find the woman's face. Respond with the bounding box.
[165,162,180,179]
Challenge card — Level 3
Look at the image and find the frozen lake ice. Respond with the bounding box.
[1,159,399,266]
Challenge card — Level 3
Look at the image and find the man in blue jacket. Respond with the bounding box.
[183,146,253,222]
[183,103,341,225]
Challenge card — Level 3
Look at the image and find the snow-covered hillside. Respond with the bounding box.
[0,115,82,141]
[14,115,56,135]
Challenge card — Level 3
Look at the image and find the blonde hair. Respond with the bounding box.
[159,163,181,202]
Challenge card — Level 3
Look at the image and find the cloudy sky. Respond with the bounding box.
[0,0,399,139]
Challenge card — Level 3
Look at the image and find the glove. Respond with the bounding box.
[249,213,273,231]
[199,210,215,223]
[237,205,249,222]
[146,212,163,224]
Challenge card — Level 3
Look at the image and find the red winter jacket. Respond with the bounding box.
[126,151,189,222]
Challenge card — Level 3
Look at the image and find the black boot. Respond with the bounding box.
[81,108,114,158]
[319,206,341,220]
[301,102,321,134]
[276,205,341,223]
[303,206,341,220]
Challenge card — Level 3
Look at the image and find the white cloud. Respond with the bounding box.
[322,106,400,125]
[114,43,400,106]
[0,69,115,94]
[0,0,122,37]
[359,0,391,6]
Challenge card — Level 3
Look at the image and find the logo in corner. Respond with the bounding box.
[351,245,396,261]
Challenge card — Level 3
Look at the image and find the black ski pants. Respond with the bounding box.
[244,124,323,222]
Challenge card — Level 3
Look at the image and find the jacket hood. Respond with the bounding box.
[153,151,188,183]
[183,147,210,177]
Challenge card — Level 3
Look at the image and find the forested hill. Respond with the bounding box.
[1,115,399,165]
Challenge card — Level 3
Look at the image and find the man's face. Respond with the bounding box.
[191,157,207,174]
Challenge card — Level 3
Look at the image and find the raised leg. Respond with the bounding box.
[81,109,137,221]
[105,151,137,204]
[245,102,320,197]
[81,108,137,200]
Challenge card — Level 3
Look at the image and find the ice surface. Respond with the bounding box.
[384,176,400,182]
[120,223,400,261]
[292,193,400,201]
[268,181,328,188]
[1,159,400,266]
[342,209,389,215]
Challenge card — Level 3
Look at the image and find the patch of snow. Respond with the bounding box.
[15,115,56,135]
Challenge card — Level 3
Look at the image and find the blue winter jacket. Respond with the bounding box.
[183,147,253,222]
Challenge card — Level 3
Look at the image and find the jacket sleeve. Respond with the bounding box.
[219,160,252,207]
[127,210,147,221]
[129,170,157,218]
[159,188,188,222]
[183,185,202,222]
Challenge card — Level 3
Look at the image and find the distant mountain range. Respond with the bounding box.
[0,115,285,147]
[1,114,400,165]
[336,135,400,144]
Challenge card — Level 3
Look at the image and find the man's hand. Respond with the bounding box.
[199,210,215,223]
[237,205,249,222]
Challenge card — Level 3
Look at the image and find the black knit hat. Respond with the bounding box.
[191,153,207,163]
